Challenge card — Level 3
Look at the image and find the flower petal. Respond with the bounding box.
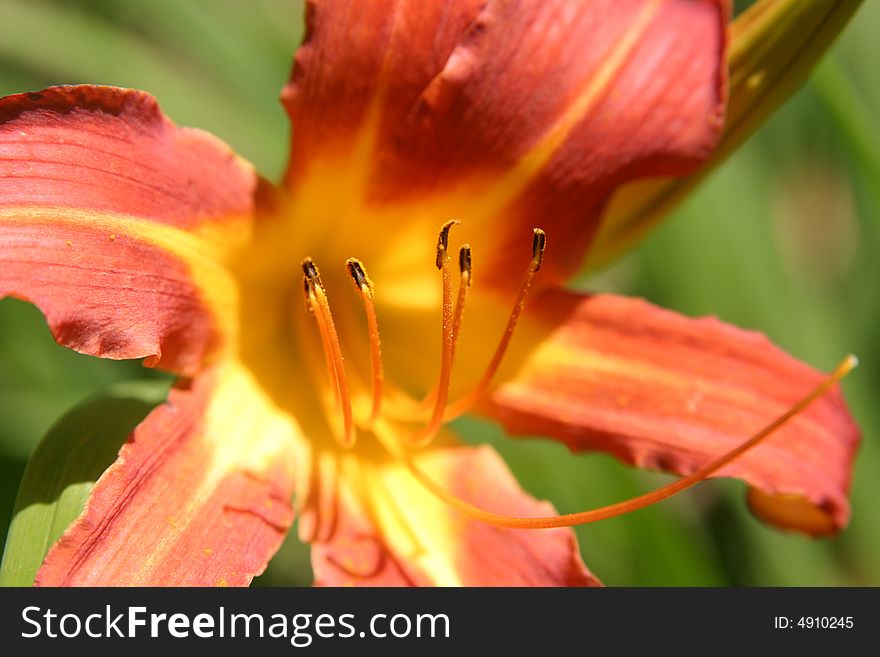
[283,0,727,287]
[1,85,254,225]
[485,290,859,535]
[306,443,599,586]
[35,362,302,586]
[0,85,257,374]
[281,0,485,182]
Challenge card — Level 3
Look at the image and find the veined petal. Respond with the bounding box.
[35,362,302,586]
[282,0,727,290]
[0,217,235,376]
[281,0,485,183]
[307,443,599,587]
[0,85,257,374]
[395,0,728,288]
[0,86,254,225]
[485,290,859,536]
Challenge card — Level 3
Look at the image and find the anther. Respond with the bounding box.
[346,258,369,291]
[302,256,322,284]
[459,244,473,285]
[531,228,546,271]
[436,219,460,270]
[346,257,384,425]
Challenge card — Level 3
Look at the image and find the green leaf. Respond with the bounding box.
[0,381,169,586]
[813,58,880,213]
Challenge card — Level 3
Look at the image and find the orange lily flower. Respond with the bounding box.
[0,0,860,586]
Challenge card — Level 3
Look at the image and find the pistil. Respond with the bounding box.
[385,355,857,529]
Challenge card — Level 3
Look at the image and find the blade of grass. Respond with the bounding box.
[0,381,168,586]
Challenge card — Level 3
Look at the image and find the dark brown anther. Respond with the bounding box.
[435,219,460,269]
[531,228,546,271]
[458,244,472,285]
[346,258,370,291]
[301,257,322,285]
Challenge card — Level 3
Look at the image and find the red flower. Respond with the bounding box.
[0,0,860,586]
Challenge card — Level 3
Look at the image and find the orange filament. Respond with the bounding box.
[443,228,546,421]
[302,258,356,448]
[408,220,459,447]
[391,354,857,529]
[415,243,472,415]
[298,450,339,544]
[346,258,384,426]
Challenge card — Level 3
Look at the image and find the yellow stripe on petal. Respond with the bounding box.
[456,0,665,228]
[0,206,245,355]
[203,361,305,487]
[138,361,304,578]
[367,456,466,587]
[504,0,663,186]
[488,290,859,534]
[309,440,598,587]
[37,360,303,586]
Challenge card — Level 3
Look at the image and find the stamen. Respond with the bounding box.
[409,221,459,447]
[393,355,857,529]
[346,258,384,425]
[531,227,546,271]
[411,243,472,418]
[436,219,458,270]
[302,257,356,448]
[444,228,546,420]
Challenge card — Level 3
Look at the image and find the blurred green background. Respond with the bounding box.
[0,0,877,586]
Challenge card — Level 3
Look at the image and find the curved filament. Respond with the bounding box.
[393,355,857,529]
